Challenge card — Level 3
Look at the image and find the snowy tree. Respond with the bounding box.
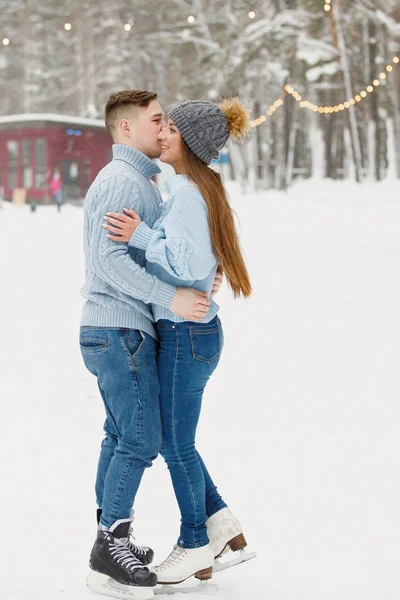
[0,0,399,187]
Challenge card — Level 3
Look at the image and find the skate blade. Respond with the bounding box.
[154,581,218,595]
[213,549,257,573]
[87,569,155,599]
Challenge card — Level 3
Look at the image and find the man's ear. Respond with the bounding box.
[120,119,131,137]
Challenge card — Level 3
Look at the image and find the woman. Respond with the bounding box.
[50,170,63,212]
[103,98,252,585]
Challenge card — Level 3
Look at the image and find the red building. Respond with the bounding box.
[0,114,112,203]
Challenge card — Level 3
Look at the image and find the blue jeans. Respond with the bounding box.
[80,327,162,528]
[156,316,227,549]
[54,190,63,207]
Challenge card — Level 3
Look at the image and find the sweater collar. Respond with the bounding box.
[164,174,192,195]
[112,144,161,180]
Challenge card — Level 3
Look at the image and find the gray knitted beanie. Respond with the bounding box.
[169,100,229,165]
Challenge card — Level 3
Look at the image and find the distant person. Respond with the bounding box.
[50,171,63,212]
[104,98,254,586]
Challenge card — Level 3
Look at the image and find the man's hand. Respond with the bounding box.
[170,288,211,322]
[103,209,142,242]
[211,266,224,297]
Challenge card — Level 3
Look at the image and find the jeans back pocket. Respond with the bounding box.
[188,324,222,364]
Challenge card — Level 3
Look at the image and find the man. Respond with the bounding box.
[80,90,219,597]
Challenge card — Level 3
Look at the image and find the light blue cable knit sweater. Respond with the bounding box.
[129,174,219,323]
[80,144,176,340]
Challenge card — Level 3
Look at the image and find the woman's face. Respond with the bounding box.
[158,118,185,171]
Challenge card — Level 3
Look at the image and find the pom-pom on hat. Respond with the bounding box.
[168,97,250,165]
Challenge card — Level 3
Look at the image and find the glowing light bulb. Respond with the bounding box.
[324,5,331,11]
[355,95,361,102]
[187,15,195,24]
[360,91,367,98]
[393,57,399,64]
[64,22,72,31]
[2,37,10,46]
[386,65,393,72]
[373,79,380,86]
[248,11,256,19]
[367,86,373,93]
[124,24,132,32]
[379,72,386,79]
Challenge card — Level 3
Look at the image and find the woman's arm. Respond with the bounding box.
[104,192,217,281]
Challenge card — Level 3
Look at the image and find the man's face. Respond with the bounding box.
[122,100,167,159]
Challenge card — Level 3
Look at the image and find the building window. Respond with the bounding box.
[84,158,91,194]
[7,140,19,189]
[22,140,33,188]
[35,138,47,189]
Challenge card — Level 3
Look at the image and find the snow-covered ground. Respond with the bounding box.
[1,178,400,600]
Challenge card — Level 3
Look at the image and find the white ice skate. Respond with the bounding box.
[206,508,257,573]
[153,544,218,595]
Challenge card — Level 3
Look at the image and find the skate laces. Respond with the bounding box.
[157,545,188,571]
[128,527,148,556]
[128,526,149,557]
[128,540,148,556]
[109,537,143,571]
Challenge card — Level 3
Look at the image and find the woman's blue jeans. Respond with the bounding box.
[156,315,227,549]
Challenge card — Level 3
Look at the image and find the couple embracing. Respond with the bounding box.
[80,89,252,597]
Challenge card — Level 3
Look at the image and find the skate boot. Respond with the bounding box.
[206,507,246,558]
[153,544,214,585]
[97,509,154,566]
[87,518,157,599]
[206,508,256,572]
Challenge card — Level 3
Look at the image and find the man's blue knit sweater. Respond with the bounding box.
[80,144,176,340]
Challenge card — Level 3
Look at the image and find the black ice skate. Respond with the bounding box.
[87,518,157,600]
[96,508,154,566]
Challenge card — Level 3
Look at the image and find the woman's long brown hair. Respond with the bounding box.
[181,140,252,298]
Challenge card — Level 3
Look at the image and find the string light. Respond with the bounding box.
[187,15,195,24]
[124,23,132,32]
[2,37,10,46]
[250,54,400,127]
[324,0,331,11]
[64,22,72,31]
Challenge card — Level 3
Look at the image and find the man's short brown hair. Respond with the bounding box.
[105,90,157,138]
